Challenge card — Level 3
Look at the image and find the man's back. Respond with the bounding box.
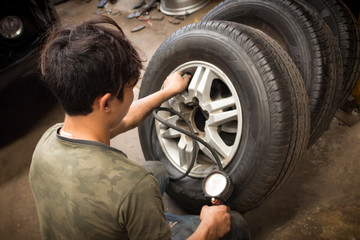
[29,123,171,240]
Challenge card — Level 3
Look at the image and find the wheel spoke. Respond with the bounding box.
[205,127,231,159]
[159,115,178,130]
[187,66,204,97]
[161,128,181,139]
[202,96,236,112]
[207,109,238,127]
[221,121,238,133]
[177,136,196,167]
[167,94,186,112]
[198,143,222,163]
[159,115,182,138]
[187,66,216,103]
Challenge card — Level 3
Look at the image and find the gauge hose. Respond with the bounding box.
[151,107,223,181]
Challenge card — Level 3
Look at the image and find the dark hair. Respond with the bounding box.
[40,15,143,115]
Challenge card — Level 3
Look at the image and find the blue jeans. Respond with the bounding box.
[142,161,251,240]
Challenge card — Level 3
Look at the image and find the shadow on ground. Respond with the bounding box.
[0,75,57,148]
[244,120,360,239]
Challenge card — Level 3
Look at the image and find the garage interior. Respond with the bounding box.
[0,0,359,239]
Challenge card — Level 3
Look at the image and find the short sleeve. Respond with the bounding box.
[118,174,171,240]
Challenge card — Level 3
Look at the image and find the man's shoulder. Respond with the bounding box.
[33,122,62,150]
[31,122,149,184]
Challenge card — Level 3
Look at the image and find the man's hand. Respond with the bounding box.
[200,205,231,238]
[162,71,190,96]
[187,205,231,240]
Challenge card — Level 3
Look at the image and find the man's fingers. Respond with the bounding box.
[182,73,191,79]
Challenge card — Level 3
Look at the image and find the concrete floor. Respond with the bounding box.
[0,0,359,239]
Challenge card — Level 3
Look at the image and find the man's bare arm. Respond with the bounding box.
[110,72,189,138]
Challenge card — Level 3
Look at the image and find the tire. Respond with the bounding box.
[138,21,310,212]
[202,0,343,146]
[296,0,360,106]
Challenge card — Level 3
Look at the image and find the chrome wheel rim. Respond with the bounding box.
[155,61,243,178]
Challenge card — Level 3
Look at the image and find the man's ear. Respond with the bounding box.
[98,93,112,112]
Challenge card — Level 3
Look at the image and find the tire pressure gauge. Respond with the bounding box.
[202,170,233,205]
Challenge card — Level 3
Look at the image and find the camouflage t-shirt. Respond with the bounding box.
[29,123,171,240]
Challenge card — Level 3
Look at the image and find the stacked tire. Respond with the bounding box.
[138,0,360,213]
[203,0,360,147]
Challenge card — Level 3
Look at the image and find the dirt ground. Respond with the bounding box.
[0,0,359,239]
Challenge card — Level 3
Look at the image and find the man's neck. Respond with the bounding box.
[61,113,111,145]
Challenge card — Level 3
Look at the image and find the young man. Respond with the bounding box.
[29,15,249,240]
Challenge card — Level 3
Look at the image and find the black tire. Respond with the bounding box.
[296,0,360,106]
[138,21,310,212]
[202,0,343,146]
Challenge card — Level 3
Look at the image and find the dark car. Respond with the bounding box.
[0,0,59,90]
